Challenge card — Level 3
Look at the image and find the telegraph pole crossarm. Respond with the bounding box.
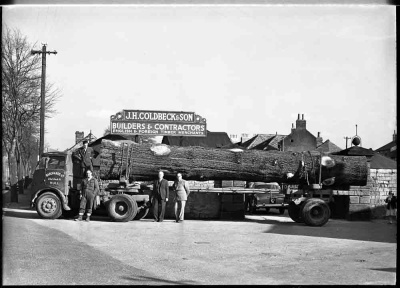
[30,44,57,157]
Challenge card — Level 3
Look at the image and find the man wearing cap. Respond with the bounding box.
[73,139,94,177]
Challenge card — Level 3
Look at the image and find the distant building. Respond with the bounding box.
[227,114,341,153]
[66,131,98,152]
[375,131,397,161]
[280,114,319,152]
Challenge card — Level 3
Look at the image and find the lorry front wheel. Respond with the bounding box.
[107,194,137,222]
[36,192,63,219]
[288,201,304,223]
[301,198,331,227]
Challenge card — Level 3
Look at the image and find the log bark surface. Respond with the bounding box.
[98,140,368,187]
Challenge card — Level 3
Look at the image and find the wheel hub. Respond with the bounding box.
[42,198,57,213]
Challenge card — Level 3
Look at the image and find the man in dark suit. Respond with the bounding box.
[152,171,169,222]
[73,140,94,177]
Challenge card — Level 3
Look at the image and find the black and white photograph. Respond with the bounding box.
[2,0,396,285]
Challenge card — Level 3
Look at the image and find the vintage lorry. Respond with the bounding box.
[30,139,368,226]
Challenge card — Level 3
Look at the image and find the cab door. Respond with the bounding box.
[45,156,66,193]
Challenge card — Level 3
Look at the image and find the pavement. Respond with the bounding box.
[3,188,398,285]
[2,188,32,209]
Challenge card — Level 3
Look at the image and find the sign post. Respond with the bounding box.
[110,110,207,137]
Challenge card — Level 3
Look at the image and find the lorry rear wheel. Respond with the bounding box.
[301,198,331,227]
[288,201,304,223]
[36,192,63,219]
[133,206,149,220]
[107,194,137,222]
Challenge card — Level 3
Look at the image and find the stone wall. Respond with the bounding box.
[332,168,397,220]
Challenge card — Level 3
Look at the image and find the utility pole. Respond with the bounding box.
[31,44,57,157]
[344,136,351,149]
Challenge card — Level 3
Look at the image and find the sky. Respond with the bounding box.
[2,4,396,151]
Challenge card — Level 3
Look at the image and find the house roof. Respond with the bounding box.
[252,134,286,151]
[162,131,232,148]
[370,153,397,169]
[241,134,277,150]
[316,140,343,153]
[332,146,375,157]
[375,140,396,152]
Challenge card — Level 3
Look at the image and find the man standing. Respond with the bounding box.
[75,169,99,222]
[385,191,397,224]
[172,173,190,223]
[73,140,94,177]
[152,171,169,222]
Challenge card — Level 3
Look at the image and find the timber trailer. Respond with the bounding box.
[30,140,368,226]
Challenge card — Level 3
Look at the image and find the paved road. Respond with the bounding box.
[2,207,397,285]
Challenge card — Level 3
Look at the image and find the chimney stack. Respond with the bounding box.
[316,131,323,148]
[296,113,306,130]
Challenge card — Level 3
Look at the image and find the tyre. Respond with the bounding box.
[133,205,150,220]
[301,198,331,227]
[107,194,137,222]
[278,208,285,215]
[36,192,63,219]
[288,201,304,223]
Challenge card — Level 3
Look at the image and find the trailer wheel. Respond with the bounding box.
[301,198,331,227]
[288,201,304,223]
[133,206,150,220]
[107,194,137,222]
[36,192,63,219]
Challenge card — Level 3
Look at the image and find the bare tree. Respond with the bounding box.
[2,27,61,193]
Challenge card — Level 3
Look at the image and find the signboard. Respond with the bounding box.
[110,110,207,137]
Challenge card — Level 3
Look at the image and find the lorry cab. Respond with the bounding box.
[31,151,82,219]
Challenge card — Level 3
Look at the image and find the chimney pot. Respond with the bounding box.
[298,114,300,120]
[302,114,304,120]
[318,132,320,137]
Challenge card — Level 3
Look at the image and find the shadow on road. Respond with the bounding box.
[121,275,198,285]
[369,268,397,273]
[244,215,397,244]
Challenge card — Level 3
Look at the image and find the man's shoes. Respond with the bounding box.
[153,219,158,222]
[85,216,91,222]
[74,215,83,221]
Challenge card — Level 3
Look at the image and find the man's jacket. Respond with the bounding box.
[74,147,94,168]
[152,178,170,200]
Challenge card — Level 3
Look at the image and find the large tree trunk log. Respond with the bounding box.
[98,140,368,187]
